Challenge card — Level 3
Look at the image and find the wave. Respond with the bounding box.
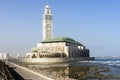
[79,60,120,66]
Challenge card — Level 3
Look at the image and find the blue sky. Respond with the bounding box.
[0,0,120,56]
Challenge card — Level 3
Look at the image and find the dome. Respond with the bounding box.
[42,37,83,45]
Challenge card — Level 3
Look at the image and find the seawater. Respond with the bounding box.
[23,58,120,80]
[81,58,120,66]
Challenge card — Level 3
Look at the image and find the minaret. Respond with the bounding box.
[43,5,53,40]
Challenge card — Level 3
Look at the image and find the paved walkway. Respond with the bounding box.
[8,62,53,80]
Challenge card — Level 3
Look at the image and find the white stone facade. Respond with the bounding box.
[26,42,89,58]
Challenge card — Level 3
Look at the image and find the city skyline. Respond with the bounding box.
[0,0,120,56]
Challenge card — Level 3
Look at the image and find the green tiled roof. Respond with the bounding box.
[42,37,83,45]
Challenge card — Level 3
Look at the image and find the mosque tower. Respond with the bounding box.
[43,5,53,40]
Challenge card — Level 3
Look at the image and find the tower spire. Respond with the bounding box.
[43,5,53,40]
[45,5,51,14]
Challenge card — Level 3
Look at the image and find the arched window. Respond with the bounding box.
[32,54,36,58]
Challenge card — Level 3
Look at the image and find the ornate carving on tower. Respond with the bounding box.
[43,5,53,40]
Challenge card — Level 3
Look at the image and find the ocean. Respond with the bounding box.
[89,58,120,67]
[76,58,120,80]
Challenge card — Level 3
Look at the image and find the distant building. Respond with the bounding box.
[0,53,9,60]
[17,54,24,58]
[26,5,90,59]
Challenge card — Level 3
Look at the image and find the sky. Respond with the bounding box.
[0,0,120,56]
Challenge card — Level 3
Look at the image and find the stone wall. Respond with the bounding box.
[18,57,95,63]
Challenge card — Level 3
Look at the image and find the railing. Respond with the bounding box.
[0,60,14,80]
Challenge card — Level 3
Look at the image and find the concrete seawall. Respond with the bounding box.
[18,57,94,64]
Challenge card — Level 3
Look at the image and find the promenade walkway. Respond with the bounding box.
[8,62,54,80]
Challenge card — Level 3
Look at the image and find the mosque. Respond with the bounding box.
[25,5,93,61]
